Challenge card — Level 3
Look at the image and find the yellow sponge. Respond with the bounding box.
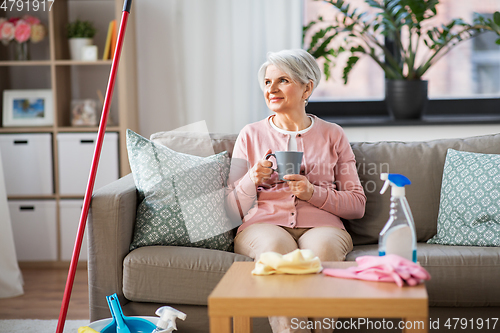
[78,326,100,333]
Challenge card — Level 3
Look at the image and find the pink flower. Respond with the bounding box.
[23,15,40,26]
[31,24,45,43]
[8,17,20,25]
[14,20,31,43]
[0,21,15,45]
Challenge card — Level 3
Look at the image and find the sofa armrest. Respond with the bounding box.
[88,173,137,321]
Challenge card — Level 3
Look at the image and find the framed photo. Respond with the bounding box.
[2,90,54,127]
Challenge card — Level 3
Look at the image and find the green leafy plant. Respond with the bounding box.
[67,19,96,39]
[304,0,500,83]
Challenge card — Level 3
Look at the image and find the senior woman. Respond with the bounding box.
[226,49,366,333]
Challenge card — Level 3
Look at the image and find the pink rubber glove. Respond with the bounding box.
[323,254,431,287]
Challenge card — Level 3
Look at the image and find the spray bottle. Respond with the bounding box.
[379,173,417,263]
[151,306,187,333]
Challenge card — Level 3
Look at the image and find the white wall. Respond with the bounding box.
[134,0,302,138]
[134,1,185,137]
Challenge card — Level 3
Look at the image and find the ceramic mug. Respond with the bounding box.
[265,151,303,181]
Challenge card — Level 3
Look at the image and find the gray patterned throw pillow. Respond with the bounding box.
[428,149,500,246]
[126,129,234,251]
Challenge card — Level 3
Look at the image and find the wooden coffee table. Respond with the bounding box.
[208,261,428,333]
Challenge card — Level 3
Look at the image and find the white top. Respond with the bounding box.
[269,116,315,151]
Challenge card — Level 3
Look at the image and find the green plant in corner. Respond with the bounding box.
[304,0,500,84]
[67,19,96,39]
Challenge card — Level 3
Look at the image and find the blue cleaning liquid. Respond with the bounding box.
[378,207,417,263]
[379,249,417,263]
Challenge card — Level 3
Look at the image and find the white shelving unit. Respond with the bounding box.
[0,0,138,264]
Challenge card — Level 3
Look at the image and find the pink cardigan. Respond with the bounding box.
[227,114,366,233]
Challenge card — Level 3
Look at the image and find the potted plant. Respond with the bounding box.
[304,0,500,119]
[67,19,96,61]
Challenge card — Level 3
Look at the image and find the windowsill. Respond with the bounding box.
[322,114,500,127]
[309,98,500,127]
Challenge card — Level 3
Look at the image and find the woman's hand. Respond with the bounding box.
[283,174,314,201]
[249,149,274,187]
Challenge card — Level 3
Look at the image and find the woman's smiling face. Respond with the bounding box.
[264,65,309,114]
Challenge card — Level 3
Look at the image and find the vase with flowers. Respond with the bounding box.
[0,15,46,61]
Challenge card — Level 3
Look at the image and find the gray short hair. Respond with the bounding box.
[258,49,321,95]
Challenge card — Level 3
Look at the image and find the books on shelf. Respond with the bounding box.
[102,20,117,60]
[110,19,118,59]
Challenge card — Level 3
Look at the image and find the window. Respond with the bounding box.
[303,0,500,118]
[472,12,500,96]
[303,0,385,102]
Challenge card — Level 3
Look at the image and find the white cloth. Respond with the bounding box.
[0,150,24,298]
[135,0,303,136]
[252,249,323,275]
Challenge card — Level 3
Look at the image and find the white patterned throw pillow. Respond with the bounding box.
[126,129,234,251]
[428,149,500,246]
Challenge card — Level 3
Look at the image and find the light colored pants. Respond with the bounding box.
[234,223,354,333]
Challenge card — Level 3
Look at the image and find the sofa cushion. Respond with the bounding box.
[428,149,500,246]
[126,129,234,251]
[347,133,500,245]
[347,243,500,307]
[123,246,252,305]
[150,131,238,158]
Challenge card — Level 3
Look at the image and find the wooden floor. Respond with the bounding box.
[0,264,89,320]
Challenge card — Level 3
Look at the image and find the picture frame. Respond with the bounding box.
[2,90,54,127]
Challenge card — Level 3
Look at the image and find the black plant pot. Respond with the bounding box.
[385,79,428,120]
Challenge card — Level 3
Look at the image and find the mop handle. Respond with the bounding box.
[55,1,133,332]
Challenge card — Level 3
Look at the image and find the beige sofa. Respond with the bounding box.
[88,130,500,332]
